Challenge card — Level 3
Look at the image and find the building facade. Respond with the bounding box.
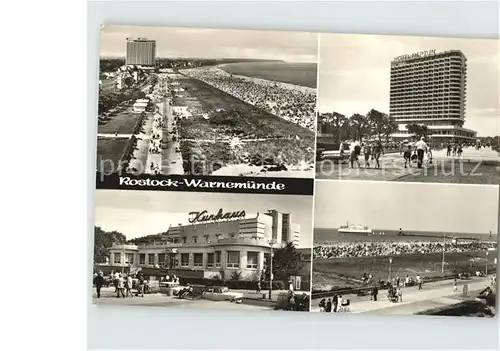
[106,209,301,281]
[126,38,156,67]
[389,49,477,143]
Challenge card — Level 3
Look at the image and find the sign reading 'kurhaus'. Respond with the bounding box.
[188,208,246,223]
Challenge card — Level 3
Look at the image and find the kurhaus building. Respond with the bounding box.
[106,209,301,281]
[389,49,477,143]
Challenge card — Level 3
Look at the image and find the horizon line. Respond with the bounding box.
[314,227,497,236]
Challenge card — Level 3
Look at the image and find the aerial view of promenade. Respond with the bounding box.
[96,26,317,178]
[312,181,498,317]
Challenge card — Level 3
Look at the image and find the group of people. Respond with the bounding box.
[181,67,316,131]
[318,294,349,312]
[92,271,149,299]
[345,136,433,170]
[445,142,464,157]
[313,241,497,259]
[345,139,385,169]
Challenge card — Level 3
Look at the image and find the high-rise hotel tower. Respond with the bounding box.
[389,50,477,143]
[126,38,156,66]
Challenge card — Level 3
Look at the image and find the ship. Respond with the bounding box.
[337,221,373,234]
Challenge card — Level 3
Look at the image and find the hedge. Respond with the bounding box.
[118,135,137,172]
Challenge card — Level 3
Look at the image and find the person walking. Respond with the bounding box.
[363,143,372,168]
[337,295,343,312]
[403,144,412,168]
[116,274,125,298]
[397,285,403,302]
[414,137,428,169]
[137,274,145,297]
[372,286,378,301]
[372,140,384,169]
[453,279,458,292]
[349,139,361,169]
[416,275,423,290]
[332,294,339,312]
[93,271,104,298]
[319,298,326,312]
[325,298,332,313]
[126,275,134,297]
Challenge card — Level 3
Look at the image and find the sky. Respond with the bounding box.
[94,190,313,248]
[100,25,318,63]
[314,181,499,235]
[318,33,499,137]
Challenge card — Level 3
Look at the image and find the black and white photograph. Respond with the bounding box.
[97,25,317,178]
[316,33,499,184]
[92,190,312,312]
[311,180,498,317]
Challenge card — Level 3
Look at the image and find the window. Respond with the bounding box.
[247,252,258,269]
[192,236,197,244]
[193,253,203,267]
[126,253,134,264]
[182,237,187,244]
[207,253,214,268]
[215,234,222,241]
[139,254,145,265]
[204,235,210,243]
[114,253,121,264]
[227,251,240,268]
[215,251,221,268]
[158,253,165,264]
[148,253,155,265]
[229,233,236,238]
[180,253,189,267]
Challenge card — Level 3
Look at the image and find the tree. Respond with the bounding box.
[366,109,387,140]
[406,123,430,140]
[318,112,349,141]
[381,115,398,143]
[93,226,127,264]
[270,242,303,283]
[349,113,370,141]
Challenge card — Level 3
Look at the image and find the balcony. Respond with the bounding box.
[216,237,275,247]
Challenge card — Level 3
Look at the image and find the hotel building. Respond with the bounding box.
[389,49,477,143]
[103,209,301,281]
[126,38,156,66]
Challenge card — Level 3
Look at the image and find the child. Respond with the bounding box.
[364,144,372,168]
[403,145,412,168]
[426,147,433,165]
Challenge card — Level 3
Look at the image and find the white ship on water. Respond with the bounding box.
[337,222,373,234]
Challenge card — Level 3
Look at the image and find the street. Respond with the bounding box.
[311,276,493,315]
[92,287,275,311]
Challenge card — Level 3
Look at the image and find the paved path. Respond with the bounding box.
[316,146,500,182]
[433,146,500,163]
[311,276,492,315]
[161,93,184,175]
[97,133,135,138]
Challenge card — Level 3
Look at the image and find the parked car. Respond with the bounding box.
[159,281,185,296]
[320,142,350,162]
[201,286,243,303]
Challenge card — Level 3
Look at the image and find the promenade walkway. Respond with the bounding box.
[311,276,491,315]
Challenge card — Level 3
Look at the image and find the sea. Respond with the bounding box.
[314,228,498,245]
[219,61,317,89]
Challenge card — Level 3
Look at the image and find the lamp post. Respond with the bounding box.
[388,257,393,283]
[485,251,488,276]
[268,239,276,300]
[441,233,446,274]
